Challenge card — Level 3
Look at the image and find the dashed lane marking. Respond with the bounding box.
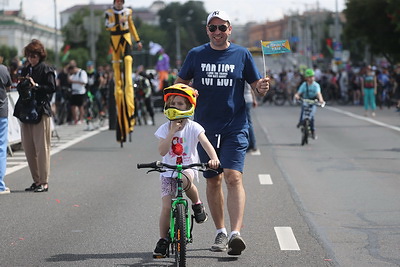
[274,227,300,250]
[259,174,273,185]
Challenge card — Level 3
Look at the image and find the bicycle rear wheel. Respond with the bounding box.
[174,203,187,267]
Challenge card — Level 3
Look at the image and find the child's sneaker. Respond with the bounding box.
[153,238,169,258]
[192,203,208,223]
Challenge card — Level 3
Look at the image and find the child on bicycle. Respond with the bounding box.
[153,83,220,258]
[294,68,325,139]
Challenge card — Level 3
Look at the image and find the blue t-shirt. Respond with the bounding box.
[178,43,261,134]
[297,81,321,99]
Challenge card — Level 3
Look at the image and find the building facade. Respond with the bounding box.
[0,10,63,57]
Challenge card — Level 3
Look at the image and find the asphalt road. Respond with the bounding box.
[1,104,400,266]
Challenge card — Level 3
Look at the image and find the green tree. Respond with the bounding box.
[344,0,400,65]
[0,45,18,66]
[158,1,209,68]
[62,7,109,68]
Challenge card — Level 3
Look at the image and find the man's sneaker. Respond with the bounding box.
[211,232,228,252]
[0,187,10,195]
[192,203,208,223]
[228,234,246,255]
[153,238,169,258]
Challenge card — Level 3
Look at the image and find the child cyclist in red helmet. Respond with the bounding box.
[153,83,220,258]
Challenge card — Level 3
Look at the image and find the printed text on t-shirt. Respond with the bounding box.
[201,63,235,87]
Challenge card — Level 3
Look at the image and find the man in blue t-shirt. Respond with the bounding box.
[176,10,270,256]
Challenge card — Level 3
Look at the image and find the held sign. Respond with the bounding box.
[261,40,291,55]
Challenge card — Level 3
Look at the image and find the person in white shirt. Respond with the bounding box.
[68,62,88,124]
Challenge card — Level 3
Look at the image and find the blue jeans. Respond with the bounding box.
[0,117,8,191]
[245,103,257,150]
[299,104,317,132]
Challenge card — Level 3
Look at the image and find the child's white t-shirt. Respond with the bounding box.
[154,119,204,178]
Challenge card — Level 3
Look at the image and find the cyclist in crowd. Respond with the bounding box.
[133,65,155,125]
[86,61,104,118]
[153,84,220,258]
[56,62,72,124]
[349,68,362,105]
[175,10,270,255]
[294,68,325,139]
[361,65,377,117]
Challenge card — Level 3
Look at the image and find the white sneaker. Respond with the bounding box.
[0,187,11,194]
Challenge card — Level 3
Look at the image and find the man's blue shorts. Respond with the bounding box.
[197,129,249,178]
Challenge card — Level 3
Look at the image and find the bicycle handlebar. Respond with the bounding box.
[137,161,210,171]
[298,98,325,107]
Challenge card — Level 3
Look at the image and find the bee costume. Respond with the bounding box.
[105,0,142,146]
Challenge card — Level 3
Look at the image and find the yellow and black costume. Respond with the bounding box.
[105,0,141,146]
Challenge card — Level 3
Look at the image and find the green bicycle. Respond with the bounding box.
[137,161,210,267]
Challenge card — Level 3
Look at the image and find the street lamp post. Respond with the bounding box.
[167,18,182,69]
[54,0,59,68]
[175,22,181,69]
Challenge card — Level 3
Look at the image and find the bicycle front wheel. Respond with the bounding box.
[174,203,187,267]
[273,92,286,106]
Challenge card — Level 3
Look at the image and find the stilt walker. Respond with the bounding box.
[105,0,142,146]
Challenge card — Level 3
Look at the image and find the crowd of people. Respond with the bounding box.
[262,64,400,116]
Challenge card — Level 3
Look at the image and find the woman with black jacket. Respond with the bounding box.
[13,39,56,192]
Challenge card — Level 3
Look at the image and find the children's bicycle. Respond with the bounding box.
[298,98,325,146]
[137,161,210,267]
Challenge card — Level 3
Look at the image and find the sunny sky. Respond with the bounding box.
[2,0,345,29]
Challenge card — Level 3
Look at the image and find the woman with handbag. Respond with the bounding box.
[13,39,56,192]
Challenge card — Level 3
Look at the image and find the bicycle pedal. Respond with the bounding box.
[153,254,167,259]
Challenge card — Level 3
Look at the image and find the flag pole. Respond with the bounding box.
[260,40,267,77]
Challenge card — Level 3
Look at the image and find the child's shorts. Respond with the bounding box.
[160,169,195,198]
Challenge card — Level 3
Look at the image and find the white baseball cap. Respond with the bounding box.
[206,10,231,25]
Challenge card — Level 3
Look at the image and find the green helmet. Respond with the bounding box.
[304,68,315,77]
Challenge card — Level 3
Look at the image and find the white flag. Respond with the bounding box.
[149,41,162,55]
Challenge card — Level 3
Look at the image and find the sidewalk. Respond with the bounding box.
[50,119,110,152]
[6,119,110,176]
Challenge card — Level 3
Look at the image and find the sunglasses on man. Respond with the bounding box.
[208,24,228,32]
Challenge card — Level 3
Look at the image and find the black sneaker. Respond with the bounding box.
[153,238,169,258]
[211,232,228,252]
[192,203,208,223]
[228,234,246,256]
[311,131,318,140]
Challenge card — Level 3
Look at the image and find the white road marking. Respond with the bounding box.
[325,106,400,132]
[6,126,107,176]
[258,174,273,185]
[274,227,300,250]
